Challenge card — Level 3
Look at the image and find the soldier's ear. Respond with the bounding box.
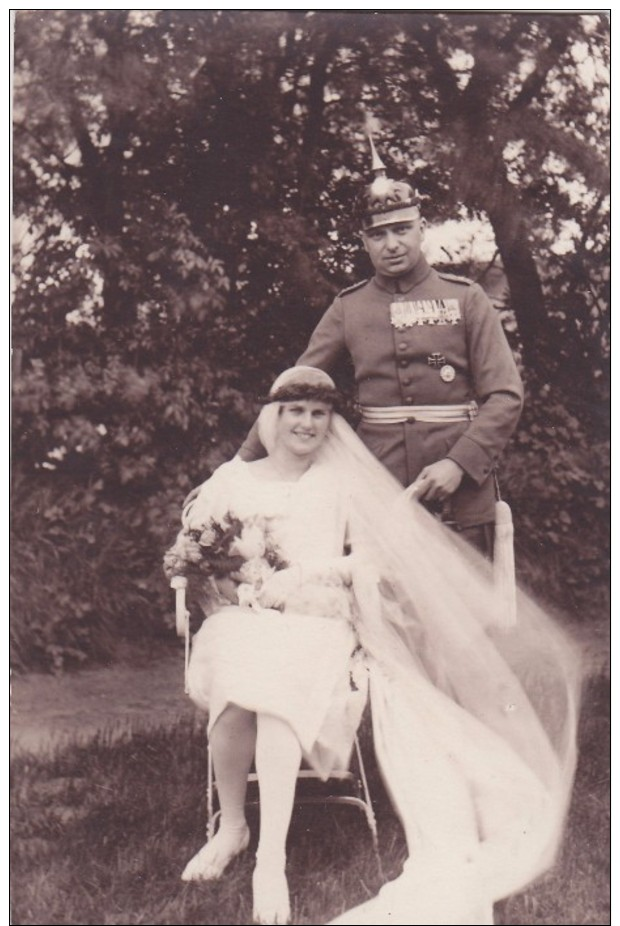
[419,217,427,236]
[360,231,370,253]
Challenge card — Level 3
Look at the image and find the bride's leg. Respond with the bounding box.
[252,713,302,925]
[182,705,255,881]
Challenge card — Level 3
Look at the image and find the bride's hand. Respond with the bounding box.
[259,555,357,609]
[258,567,302,609]
[302,555,357,585]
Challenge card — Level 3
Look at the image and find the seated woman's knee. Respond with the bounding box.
[214,704,256,736]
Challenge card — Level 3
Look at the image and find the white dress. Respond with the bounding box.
[177,430,579,926]
[185,459,367,778]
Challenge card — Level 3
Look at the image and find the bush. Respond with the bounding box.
[11,472,171,672]
[12,370,609,672]
[500,376,609,621]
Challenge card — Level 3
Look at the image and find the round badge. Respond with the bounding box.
[439,364,456,383]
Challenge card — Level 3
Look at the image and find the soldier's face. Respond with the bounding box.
[361,219,426,277]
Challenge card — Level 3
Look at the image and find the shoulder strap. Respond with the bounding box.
[338,278,369,297]
[436,271,473,286]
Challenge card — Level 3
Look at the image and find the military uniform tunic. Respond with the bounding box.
[240,255,523,530]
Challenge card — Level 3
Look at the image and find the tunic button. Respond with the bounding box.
[404,396,414,405]
[399,359,408,367]
[402,376,411,385]
[398,343,408,351]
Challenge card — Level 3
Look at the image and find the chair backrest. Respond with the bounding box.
[170,576,191,693]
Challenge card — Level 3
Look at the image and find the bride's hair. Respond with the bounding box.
[269,382,340,406]
[265,366,341,406]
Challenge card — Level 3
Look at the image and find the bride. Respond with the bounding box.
[164,366,580,926]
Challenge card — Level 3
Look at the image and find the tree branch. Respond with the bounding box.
[412,15,461,112]
[68,102,101,176]
[13,123,79,182]
[495,16,531,54]
[297,27,343,208]
[475,247,503,287]
[509,19,572,111]
[498,111,609,192]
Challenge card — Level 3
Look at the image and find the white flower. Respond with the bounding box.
[238,583,260,609]
[177,532,202,563]
[238,557,275,587]
[199,526,217,547]
[232,524,266,560]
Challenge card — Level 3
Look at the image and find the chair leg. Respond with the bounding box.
[205,731,383,879]
[354,735,379,851]
[206,740,219,841]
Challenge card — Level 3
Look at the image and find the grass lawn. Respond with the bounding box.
[10,675,609,926]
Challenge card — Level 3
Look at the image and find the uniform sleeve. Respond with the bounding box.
[447,284,524,486]
[296,296,347,370]
[238,297,347,461]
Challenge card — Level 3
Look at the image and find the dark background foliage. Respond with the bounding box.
[12,10,609,670]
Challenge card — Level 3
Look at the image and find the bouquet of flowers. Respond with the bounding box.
[163,513,289,610]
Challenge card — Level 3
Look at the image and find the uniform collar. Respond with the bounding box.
[372,255,432,294]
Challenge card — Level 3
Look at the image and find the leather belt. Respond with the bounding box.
[360,402,478,424]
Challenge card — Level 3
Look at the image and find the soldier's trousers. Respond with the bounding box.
[458,522,495,559]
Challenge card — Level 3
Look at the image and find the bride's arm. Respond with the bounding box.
[256,556,354,609]
[181,460,240,528]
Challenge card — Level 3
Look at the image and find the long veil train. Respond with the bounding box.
[312,414,582,926]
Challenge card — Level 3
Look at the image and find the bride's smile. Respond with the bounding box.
[275,400,331,456]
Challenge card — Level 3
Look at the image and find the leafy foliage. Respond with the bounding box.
[503,373,609,618]
[11,473,167,672]
[12,11,609,670]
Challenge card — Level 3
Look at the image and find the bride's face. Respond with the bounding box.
[275,400,332,457]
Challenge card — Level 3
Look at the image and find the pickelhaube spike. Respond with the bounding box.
[368,133,387,178]
[359,137,420,231]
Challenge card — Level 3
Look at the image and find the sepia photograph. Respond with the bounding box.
[11,10,610,925]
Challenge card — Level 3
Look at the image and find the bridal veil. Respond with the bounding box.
[259,367,581,925]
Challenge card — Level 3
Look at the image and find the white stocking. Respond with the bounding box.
[252,713,302,924]
[182,705,255,881]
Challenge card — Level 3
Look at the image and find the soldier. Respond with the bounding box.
[241,140,524,554]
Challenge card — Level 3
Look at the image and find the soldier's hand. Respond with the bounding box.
[410,459,464,503]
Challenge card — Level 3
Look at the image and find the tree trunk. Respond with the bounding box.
[487,204,548,366]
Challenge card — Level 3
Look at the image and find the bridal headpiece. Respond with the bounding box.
[266,366,341,407]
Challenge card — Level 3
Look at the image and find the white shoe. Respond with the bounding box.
[181,823,250,881]
[252,861,291,925]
